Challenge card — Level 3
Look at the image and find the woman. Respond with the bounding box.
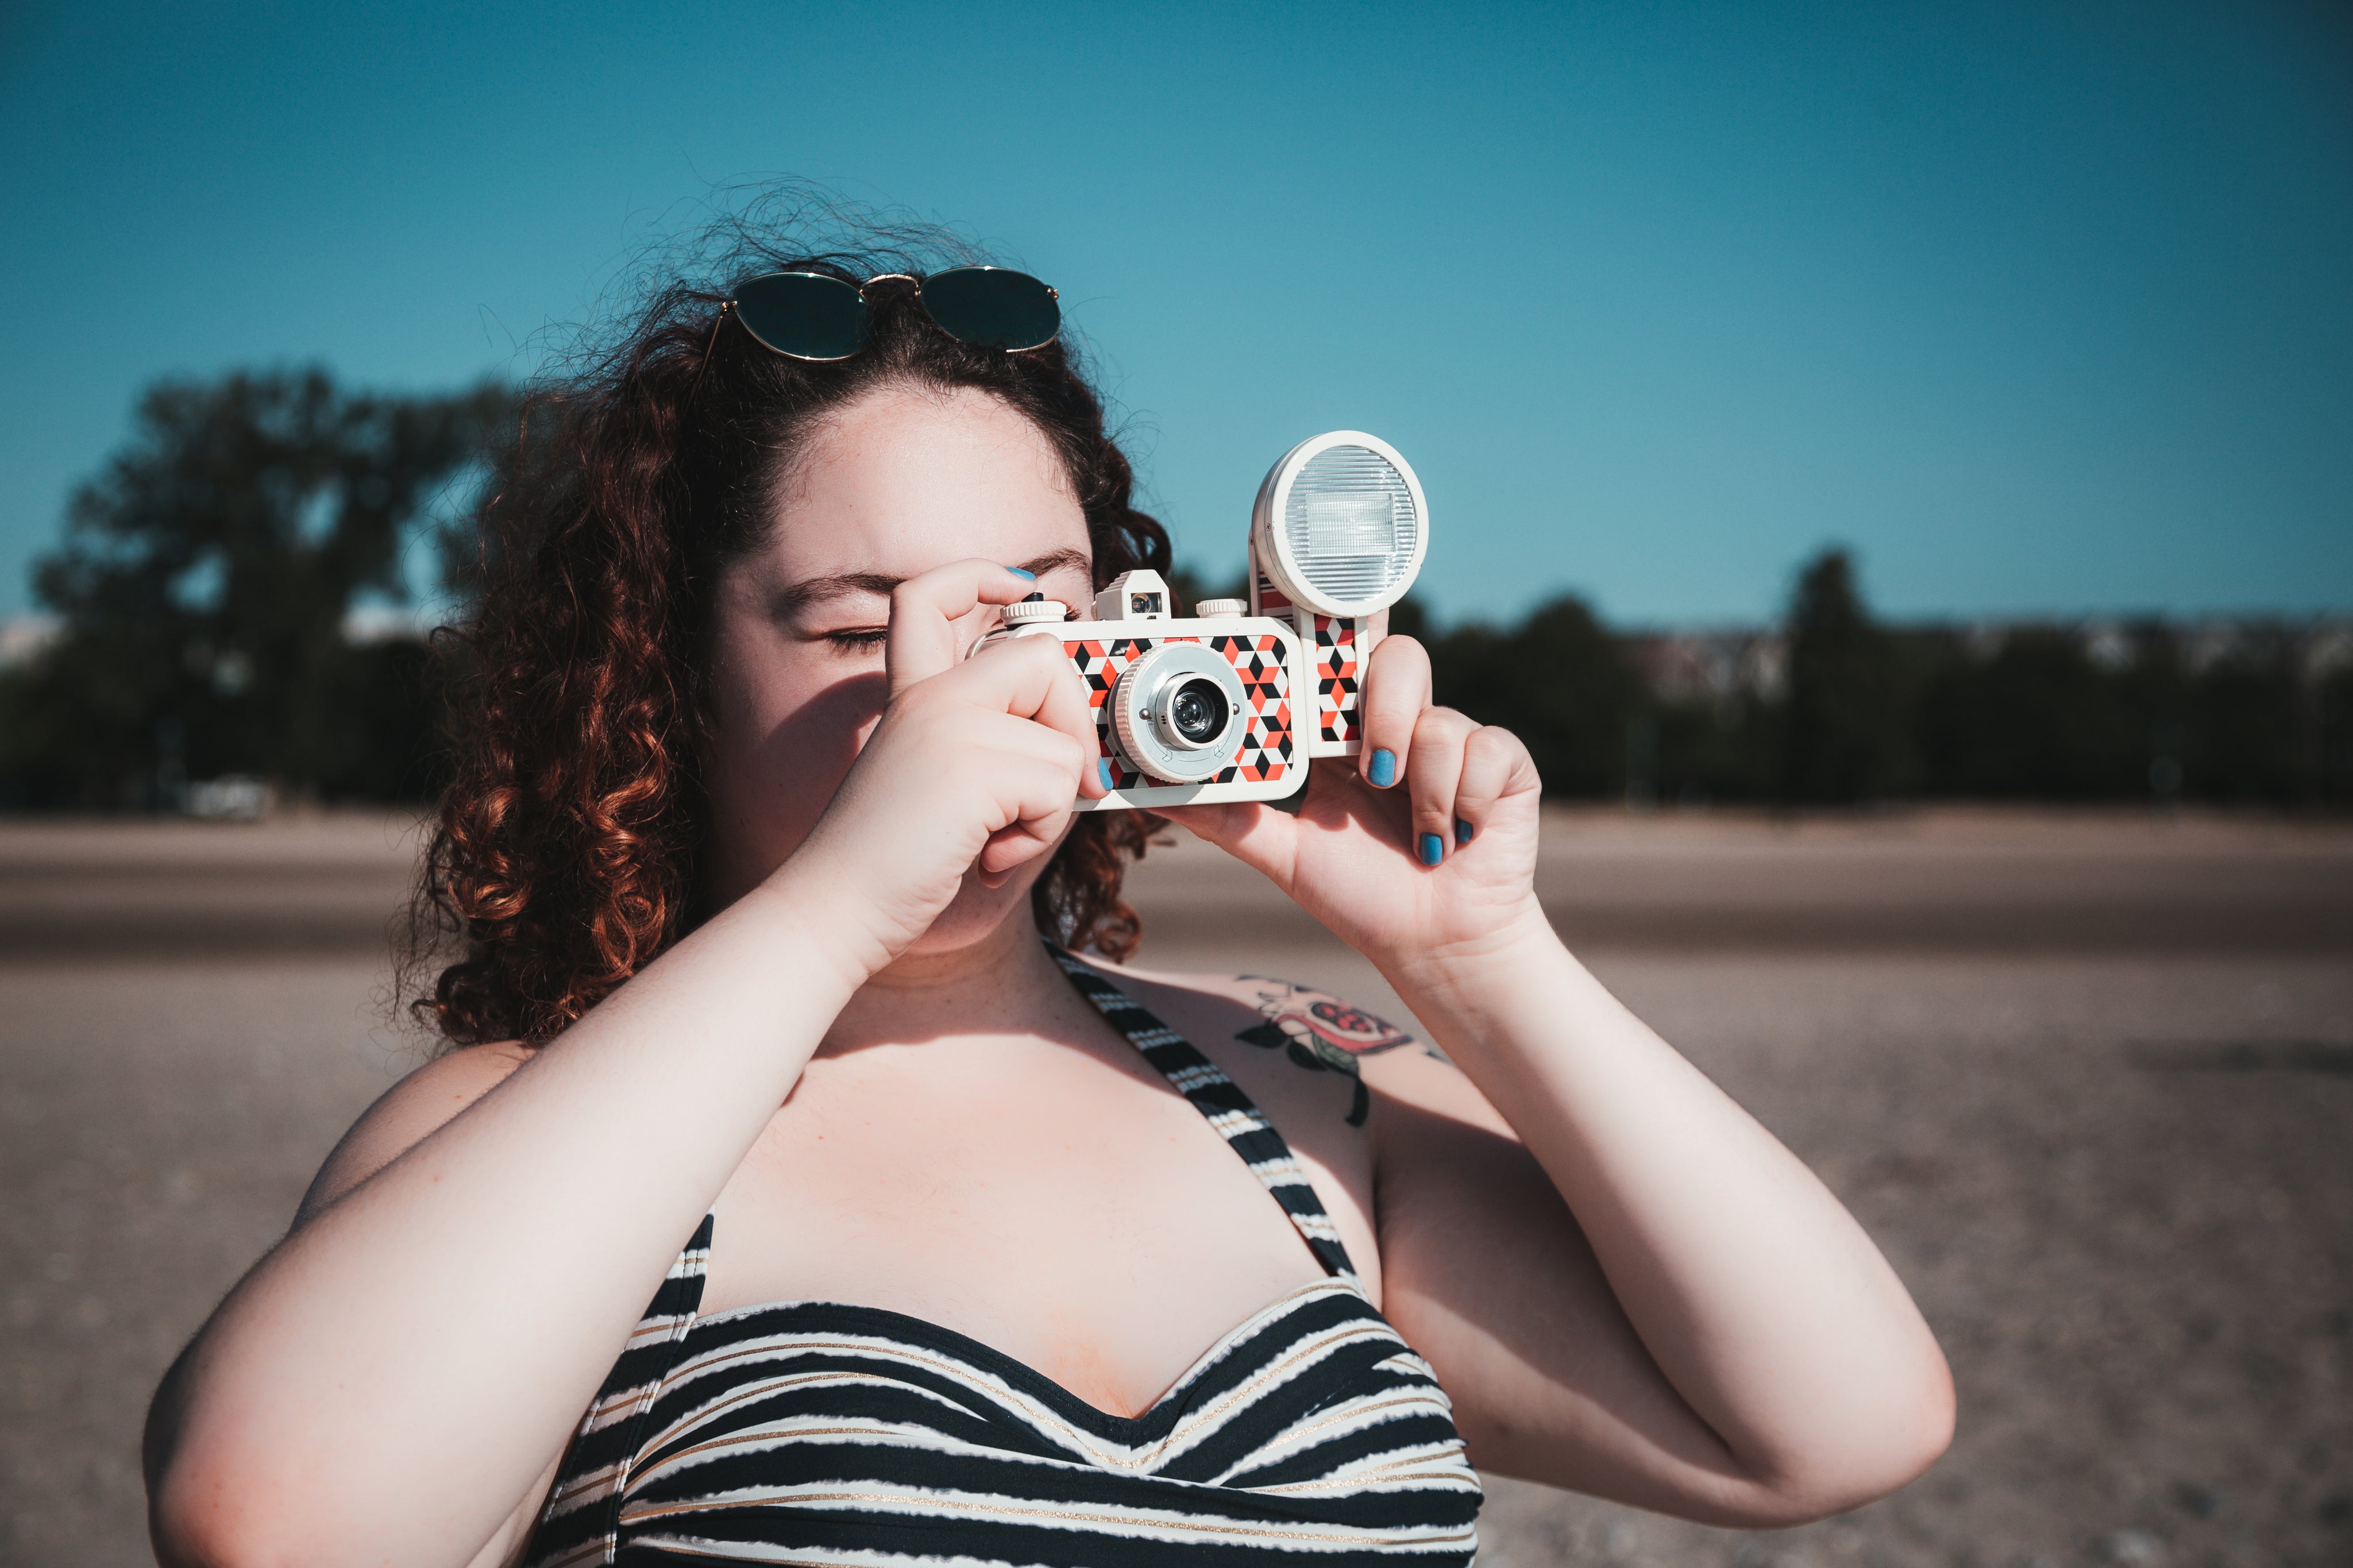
[144,215,1952,1568]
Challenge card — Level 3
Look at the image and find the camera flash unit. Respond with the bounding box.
[1249,431,1427,621]
[1248,431,1427,759]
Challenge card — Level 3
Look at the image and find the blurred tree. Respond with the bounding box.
[2318,662,2353,806]
[1384,594,1430,642]
[1781,549,1911,802]
[9,367,512,809]
[2110,623,2192,805]
[2184,631,2302,804]
[1915,629,2141,797]
[1650,690,1782,804]
[1427,596,1641,797]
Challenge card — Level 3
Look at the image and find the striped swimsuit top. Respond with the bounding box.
[521,946,1484,1567]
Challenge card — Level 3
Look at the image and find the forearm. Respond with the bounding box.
[155,872,865,1567]
[1386,914,1951,1500]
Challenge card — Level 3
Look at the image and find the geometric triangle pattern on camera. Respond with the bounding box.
[1312,616,1360,746]
[1064,634,1294,790]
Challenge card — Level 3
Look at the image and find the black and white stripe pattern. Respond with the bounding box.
[522,948,1481,1567]
[1046,945,1361,1280]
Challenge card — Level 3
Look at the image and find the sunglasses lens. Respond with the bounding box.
[732,272,866,360]
[920,267,1060,351]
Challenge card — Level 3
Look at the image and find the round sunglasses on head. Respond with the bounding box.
[726,267,1060,361]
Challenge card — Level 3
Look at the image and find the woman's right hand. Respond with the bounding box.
[144,573,1092,1568]
[779,559,1106,977]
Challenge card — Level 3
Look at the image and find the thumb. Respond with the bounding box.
[1158,800,1297,886]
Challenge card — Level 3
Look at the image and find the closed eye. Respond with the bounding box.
[824,627,890,651]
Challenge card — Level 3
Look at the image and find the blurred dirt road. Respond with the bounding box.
[3,808,2348,1566]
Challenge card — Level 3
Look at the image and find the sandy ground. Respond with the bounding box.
[2,807,2349,1566]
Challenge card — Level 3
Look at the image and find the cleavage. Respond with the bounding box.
[699,1037,1334,1418]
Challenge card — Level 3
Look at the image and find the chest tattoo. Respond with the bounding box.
[1233,978,1416,1126]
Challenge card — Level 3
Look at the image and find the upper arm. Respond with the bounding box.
[1361,1048,1795,1526]
[146,1042,550,1564]
[294,1042,534,1229]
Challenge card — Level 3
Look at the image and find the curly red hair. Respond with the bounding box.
[407,202,1170,1048]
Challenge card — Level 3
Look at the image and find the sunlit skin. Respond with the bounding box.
[698,385,1096,916]
[144,383,1953,1568]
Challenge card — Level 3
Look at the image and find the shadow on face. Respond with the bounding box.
[699,381,1100,943]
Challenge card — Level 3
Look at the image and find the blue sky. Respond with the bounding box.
[1,1,2346,627]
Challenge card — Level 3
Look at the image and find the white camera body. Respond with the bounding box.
[1003,431,1428,812]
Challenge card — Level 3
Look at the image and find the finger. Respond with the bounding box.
[966,729,1094,879]
[886,559,1041,698]
[976,713,1095,829]
[1452,724,1540,842]
[1155,800,1247,848]
[975,770,1086,881]
[975,816,1064,887]
[1403,707,1478,867]
[1355,634,1432,792]
[1156,799,1295,883]
[978,815,1065,880]
[958,634,1110,798]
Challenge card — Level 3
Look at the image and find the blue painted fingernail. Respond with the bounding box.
[1007,566,1035,580]
[1097,759,1114,790]
[1419,832,1444,866]
[1456,818,1473,844]
[1368,748,1397,787]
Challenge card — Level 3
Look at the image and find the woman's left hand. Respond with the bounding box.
[1158,631,1546,975]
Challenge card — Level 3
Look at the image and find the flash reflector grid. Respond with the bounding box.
[1253,431,1428,618]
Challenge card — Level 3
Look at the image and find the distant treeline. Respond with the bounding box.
[3,368,2347,812]
[1178,559,2353,810]
[1395,555,2352,807]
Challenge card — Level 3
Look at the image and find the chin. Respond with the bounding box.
[901,860,1048,957]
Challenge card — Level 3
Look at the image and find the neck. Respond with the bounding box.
[821,907,1077,1052]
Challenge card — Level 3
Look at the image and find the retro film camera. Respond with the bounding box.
[1000,431,1428,811]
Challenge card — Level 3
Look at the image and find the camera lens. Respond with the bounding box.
[1168,679,1229,746]
[1109,641,1249,783]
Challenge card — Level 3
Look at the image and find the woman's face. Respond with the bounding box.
[702,383,1098,950]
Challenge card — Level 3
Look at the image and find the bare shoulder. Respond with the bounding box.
[1085,960,1508,1139]
[294,1041,534,1228]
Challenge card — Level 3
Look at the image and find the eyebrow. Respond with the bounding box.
[770,547,1094,619]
